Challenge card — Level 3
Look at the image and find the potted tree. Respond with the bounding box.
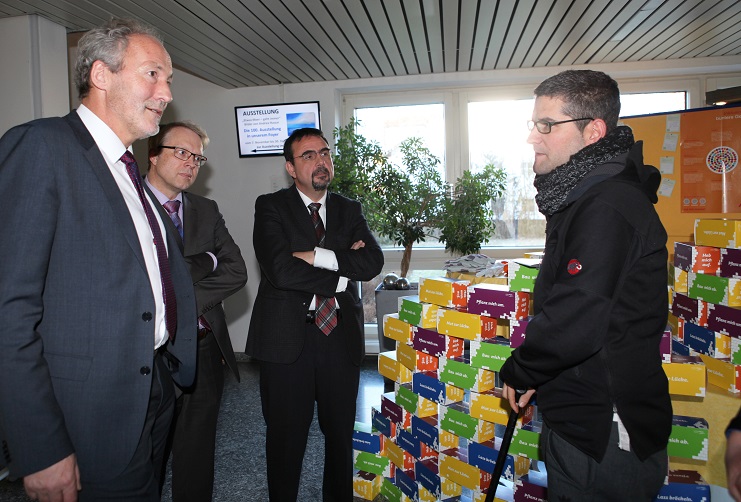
[332,119,507,351]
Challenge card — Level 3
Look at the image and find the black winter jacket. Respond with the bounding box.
[500,141,672,462]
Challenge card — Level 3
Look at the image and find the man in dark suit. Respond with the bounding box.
[144,121,247,501]
[0,18,197,501]
[246,128,383,501]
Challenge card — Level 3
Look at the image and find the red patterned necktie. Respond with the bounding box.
[308,203,337,335]
[121,151,177,341]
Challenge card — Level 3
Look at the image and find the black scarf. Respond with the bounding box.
[534,126,635,217]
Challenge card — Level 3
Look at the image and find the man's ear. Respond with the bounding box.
[285,161,296,179]
[584,118,608,145]
[89,60,110,91]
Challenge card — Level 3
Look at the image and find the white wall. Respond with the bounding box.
[158,56,741,352]
[0,15,69,136]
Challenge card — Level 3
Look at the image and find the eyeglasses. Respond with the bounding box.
[160,146,207,167]
[293,148,332,163]
[527,117,594,134]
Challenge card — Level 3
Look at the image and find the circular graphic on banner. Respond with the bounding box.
[706,146,738,174]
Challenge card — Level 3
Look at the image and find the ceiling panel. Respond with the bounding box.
[0,0,738,89]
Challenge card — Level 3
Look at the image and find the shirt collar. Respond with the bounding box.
[76,104,129,167]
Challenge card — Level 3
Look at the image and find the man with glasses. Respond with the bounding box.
[500,70,671,501]
[145,121,247,501]
[247,127,383,501]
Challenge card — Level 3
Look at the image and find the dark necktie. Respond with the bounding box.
[308,203,337,335]
[163,199,184,240]
[121,151,177,341]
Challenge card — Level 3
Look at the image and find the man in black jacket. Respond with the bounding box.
[500,70,671,501]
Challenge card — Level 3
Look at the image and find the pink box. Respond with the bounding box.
[510,317,532,348]
[412,326,465,359]
[467,283,530,320]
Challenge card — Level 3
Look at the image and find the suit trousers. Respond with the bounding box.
[79,351,174,501]
[170,332,226,502]
[259,320,360,502]
[542,421,668,501]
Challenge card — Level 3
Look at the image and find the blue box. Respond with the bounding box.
[396,428,421,458]
[415,458,440,498]
[413,371,446,403]
[655,469,710,502]
[394,468,418,501]
[353,422,381,454]
[412,414,440,451]
[684,322,715,356]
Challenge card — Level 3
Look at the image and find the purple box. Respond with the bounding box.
[674,242,693,271]
[467,283,530,320]
[412,326,464,358]
[707,301,741,337]
[721,248,741,279]
[510,316,531,348]
[660,326,672,363]
[381,392,404,425]
[671,292,699,323]
[515,475,548,502]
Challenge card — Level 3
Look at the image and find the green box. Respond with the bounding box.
[353,450,391,476]
[398,295,438,328]
[440,402,477,440]
[438,357,478,390]
[508,259,540,293]
[470,339,513,372]
[509,426,541,461]
[667,415,708,461]
[687,271,727,305]
[381,476,402,502]
[395,383,419,415]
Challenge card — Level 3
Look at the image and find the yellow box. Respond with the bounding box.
[671,266,688,294]
[437,308,496,341]
[694,218,741,249]
[397,342,438,372]
[441,476,463,498]
[469,389,535,426]
[662,356,706,397]
[717,332,732,358]
[417,395,438,418]
[439,449,488,490]
[352,471,383,500]
[418,485,436,502]
[383,314,413,344]
[419,276,469,308]
[378,351,413,384]
[699,354,741,393]
[439,429,459,451]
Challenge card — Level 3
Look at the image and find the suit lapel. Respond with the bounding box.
[323,191,341,248]
[182,193,198,255]
[65,112,150,271]
[288,184,320,245]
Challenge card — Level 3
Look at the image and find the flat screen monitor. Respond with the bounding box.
[235,101,321,158]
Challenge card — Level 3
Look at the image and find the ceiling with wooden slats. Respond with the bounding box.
[1,0,739,89]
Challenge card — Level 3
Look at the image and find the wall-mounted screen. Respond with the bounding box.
[235,101,321,158]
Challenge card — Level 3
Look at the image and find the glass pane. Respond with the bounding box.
[621,91,687,117]
[353,103,446,248]
[468,98,545,247]
[468,91,688,248]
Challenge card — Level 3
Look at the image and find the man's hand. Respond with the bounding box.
[502,382,536,413]
[350,240,365,250]
[24,453,80,502]
[727,430,741,501]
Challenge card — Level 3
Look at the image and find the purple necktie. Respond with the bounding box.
[121,151,178,341]
[308,203,337,335]
[163,199,184,240]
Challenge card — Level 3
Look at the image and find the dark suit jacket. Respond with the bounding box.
[148,188,247,381]
[0,111,197,482]
[246,184,384,365]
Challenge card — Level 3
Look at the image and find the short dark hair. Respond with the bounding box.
[534,70,621,132]
[147,121,209,169]
[74,18,164,100]
[283,128,328,162]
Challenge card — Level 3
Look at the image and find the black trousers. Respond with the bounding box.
[259,321,360,502]
[169,332,226,502]
[80,350,174,501]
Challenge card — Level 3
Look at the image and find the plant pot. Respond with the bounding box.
[374,282,418,353]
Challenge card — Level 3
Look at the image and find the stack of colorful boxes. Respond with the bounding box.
[352,257,547,502]
[659,217,741,500]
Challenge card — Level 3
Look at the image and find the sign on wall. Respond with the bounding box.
[235,101,321,158]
